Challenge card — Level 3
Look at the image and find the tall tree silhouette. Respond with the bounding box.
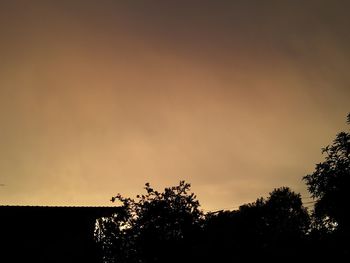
[303,113,350,233]
[303,113,350,259]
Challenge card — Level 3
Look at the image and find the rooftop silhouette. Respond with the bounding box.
[0,205,120,263]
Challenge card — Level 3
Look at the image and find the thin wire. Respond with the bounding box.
[203,199,317,213]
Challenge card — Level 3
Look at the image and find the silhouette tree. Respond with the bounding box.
[261,187,310,259]
[95,181,203,263]
[202,187,310,261]
[303,113,350,233]
[264,187,310,236]
[303,113,350,259]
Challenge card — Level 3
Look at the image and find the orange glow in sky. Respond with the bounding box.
[0,1,349,211]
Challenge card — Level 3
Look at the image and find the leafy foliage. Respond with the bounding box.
[263,187,310,237]
[202,187,310,260]
[94,113,350,262]
[303,113,350,232]
[95,181,203,263]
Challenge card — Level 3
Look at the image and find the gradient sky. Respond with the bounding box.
[0,0,349,211]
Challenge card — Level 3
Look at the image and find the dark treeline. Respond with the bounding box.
[95,114,350,263]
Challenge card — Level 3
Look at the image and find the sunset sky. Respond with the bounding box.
[0,0,349,211]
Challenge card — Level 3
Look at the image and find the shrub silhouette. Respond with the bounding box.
[95,181,203,263]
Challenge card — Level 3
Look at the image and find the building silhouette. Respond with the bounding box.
[0,205,119,263]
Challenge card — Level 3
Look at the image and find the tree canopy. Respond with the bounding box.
[303,113,350,233]
[202,187,310,261]
[96,183,311,262]
[95,181,203,263]
[95,113,350,262]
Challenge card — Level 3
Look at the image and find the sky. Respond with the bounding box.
[0,0,349,211]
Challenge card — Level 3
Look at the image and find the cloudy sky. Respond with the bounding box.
[0,0,349,211]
